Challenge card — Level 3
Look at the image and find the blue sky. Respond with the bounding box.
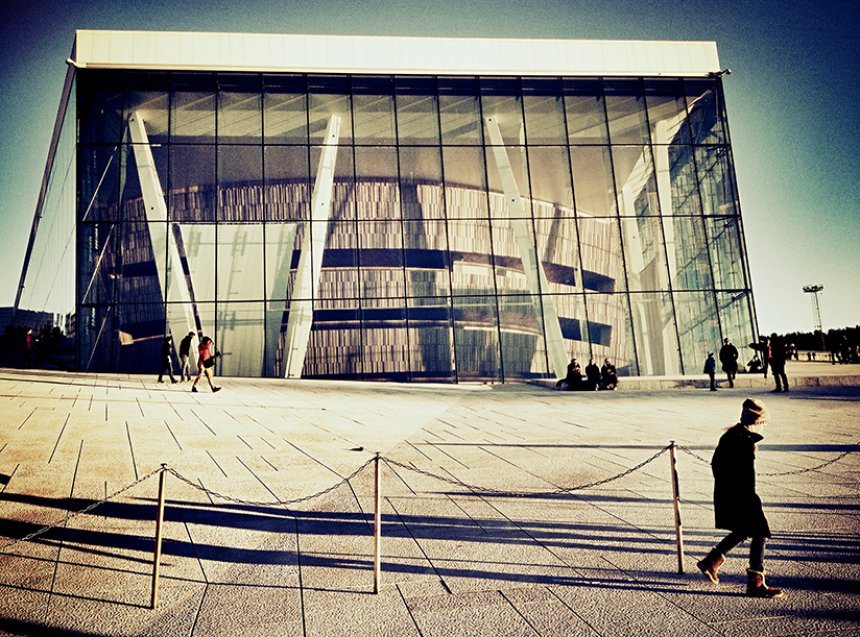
[1,0,857,334]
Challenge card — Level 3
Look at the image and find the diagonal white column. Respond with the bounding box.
[485,117,568,379]
[127,113,197,350]
[283,115,341,378]
[265,223,298,375]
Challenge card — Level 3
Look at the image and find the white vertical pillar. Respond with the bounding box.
[265,223,298,375]
[127,113,197,347]
[485,117,568,379]
[283,115,341,378]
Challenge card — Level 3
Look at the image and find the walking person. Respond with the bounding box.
[719,337,739,388]
[157,335,178,384]
[704,351,717,391]
[178,331,195,382]
[192,335,221,393]
[768,333,789,393]
[697,398,784,598]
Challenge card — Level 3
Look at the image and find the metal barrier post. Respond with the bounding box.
[669,442,685,574]
[373,452,381,594]
[151,464,167,609]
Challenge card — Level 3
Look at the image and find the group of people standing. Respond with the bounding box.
[704,334,790,393]
[157,332,222,393]
[556,357,618,391]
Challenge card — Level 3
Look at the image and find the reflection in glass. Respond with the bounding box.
[604,80,649,145]
[396,78,440,145]
[584,292,637,375]
[219,78,262,144]
[498,294,549,380]
[265,146,310,221]
[453,294,501,382]
[438,77,482,145]
[570,147,616,216]
[263,75,308,144]
[352,76,396,145]
[171,76,216,141]
[674,292,720,373]
[170,145,216,222]
[218,146,263,221]
[628,291,680,375]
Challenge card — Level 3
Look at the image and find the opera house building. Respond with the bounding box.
[15,30,757,382]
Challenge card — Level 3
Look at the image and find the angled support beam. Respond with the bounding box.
[283,115,341,378]
[485,117,568,379]
[127,113,197,347]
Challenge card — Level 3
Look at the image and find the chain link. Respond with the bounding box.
[0,466,163,554]
[383,446,670,497]
[677,442,859,477]
[164,457,376,507]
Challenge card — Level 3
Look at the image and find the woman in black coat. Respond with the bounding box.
[697,398,784,598]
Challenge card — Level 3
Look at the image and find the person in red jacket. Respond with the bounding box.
[191,335,221,393]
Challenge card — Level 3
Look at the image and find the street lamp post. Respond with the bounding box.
[802,285,825,351]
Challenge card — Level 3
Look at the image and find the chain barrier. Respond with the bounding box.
[677,442,859,477]
[0,465,163,554]
[383,446,670,496]
[164,457,376,507]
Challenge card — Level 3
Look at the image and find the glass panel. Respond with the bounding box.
[216,224,264,301]
[564,79,609,145]
[360,305,408,379]
[404,220,450,298]
[79,222,117,306]
[399,147,443,220]
[438,77,482,145]
[534,216,579,292]
[123,73,170,145]
[305,298,361,378]
[674,291,721,375]
[716,291,756,361]
[354,147,400,220]
[448,219,495,295]
[696,146,738,217]
[659,145,700,216]
[453,294,501,382]
[645,79,691,145]
[442,147,488,218]
[171,75,216,142]
[265,300,289,376]
[706,216,747,290]
[216,301,264,376]
[78,72,124,144]
[498,294,549,380]
[115,302,166,372]
[263,75,308,144]
[264,222,300,302]
[170,145,216,222]
[570,147,616,217]
[218,75,262,143]
[604,80,649,145]
[117,221,166,305]
[485,145,531,218]
[122,143,168,223]
[522,78,566,145]
[407,296,455,381]
[178,222,215,302]
[308,76,352,145]
[628,291,680,375]
[549,293,591,363]
[490,215,531,294]
[527,146,574,217]
[576,217,624,293]
[612,146,661,216]
[665,216,713,290]
[317,220,358,301]
[395,77,440,145]
[357,220,405,300]
[352,76,396,145]
[265,146,310,221]
[218,145,263,221]
[481,78,524,146]
[584,292,637,375]
[620,214,670,292]
[79,145,121,222]
[685,79,727,145]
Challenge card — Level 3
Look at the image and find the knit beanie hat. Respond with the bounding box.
[739,397,768,425]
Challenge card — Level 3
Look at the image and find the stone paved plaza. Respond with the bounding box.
[0,364,858,636]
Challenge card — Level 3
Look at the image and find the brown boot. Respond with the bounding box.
[746,569,784,598]
[696,551,725,584]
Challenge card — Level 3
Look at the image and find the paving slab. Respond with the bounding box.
[0,365,858,636]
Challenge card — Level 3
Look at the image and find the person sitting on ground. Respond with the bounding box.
[697,398,784,599]
[556,357,583,391]
[585,357,601,391]
[747,354,763,374]
[600,358,618,390]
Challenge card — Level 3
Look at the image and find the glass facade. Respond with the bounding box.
[68,70,756,382]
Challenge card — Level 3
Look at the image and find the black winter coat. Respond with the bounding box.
[711,424,771,537]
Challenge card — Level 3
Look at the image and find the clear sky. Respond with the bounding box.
[1,0,857,334]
